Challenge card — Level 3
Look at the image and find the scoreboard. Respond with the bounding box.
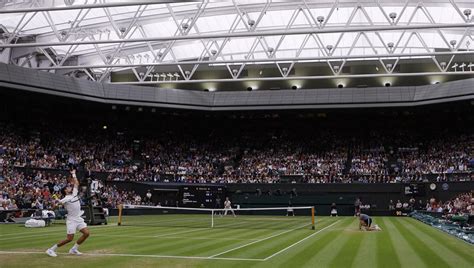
[404,183,425,196]
[180,185,226,208]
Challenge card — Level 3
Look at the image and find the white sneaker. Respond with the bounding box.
[69,248,83,256]
[46,249,57,257]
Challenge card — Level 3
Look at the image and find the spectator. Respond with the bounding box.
[0,122,471,185]
[388,200,395,211]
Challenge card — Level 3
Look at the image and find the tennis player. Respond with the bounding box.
[223,197,236,217]
[286,202,295,216]
[46,170,90,257]
[359,213,381,231]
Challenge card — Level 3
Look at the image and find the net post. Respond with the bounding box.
[211,209,214,228]
[118,204,123,226]
[311,206,315,230]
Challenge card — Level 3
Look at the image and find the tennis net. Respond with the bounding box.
[117,205,315,230]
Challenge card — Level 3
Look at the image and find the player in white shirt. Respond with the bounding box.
[46,170,90,257]
[223,197,236,217]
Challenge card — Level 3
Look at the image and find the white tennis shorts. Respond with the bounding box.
[224,207,234,214]
[66,217,87,234]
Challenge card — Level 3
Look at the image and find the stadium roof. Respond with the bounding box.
[1,0,474,90]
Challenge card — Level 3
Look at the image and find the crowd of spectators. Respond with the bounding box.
[426,193,474,215]
[0,124,133,172]
[0,120,472,213]
[350,149,388,176]
[0,168,145,210]
[93,185,152,209]
[396,135,472,175]
[1,169,66,211]
[0,122,472,184]
[212,132,348,183]
[422,192,474,228]
[387,192,474,218]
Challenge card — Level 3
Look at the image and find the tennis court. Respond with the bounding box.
[0,216,472,268]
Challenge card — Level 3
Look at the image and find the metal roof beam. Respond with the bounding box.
[31,50,474,70]
[0,1,191,14]
[1,23,473,48]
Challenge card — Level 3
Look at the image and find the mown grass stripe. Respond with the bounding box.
[405,217,474,263]
[154,222,287,256]
[213,219,298,235]
[375,218,401,268]
[3,234,136,254]
[0,230,78,250]
[263,220,339,261]
[276,218,354,267]
[0,251,123,268]
[116,221,254,239]
[202,222,293,241]
[245,220,338,259]
[0,231,65,242]
[121,215,207,224]
[204,219,333,259]
[12,223,281,255]
[23,228,193,254]
[382,218,426,268]
[0,224,184,242]
[87,228,236,256]
[104,236,199,255]
[160,236,244,256]
[75,234,151,254]
[4,216,472,268]
[231,230,313,259]
[392,218,450,268]
[0,226,68,237]
[351,221,378,268]
[93,234,252,241]
[206,220,332,256]
[205,226,286,244]
[328,222,364,267]
[400,218,474,267]
[136,224,294,256]
[276,230,337,267]
[208,222,313,258]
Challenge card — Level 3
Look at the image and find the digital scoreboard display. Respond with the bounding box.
[404,183,425,196]
[180,186,225,208]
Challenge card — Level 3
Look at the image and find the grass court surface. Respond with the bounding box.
[0,216,472,268]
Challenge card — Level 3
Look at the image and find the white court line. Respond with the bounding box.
[153,220,250,237]
[0,223,118,238]
[0,221,194,241]
[94,234,257,241]
[0,226,209,242]
[208,222,312,258]
[0,224,121,241]
[163,236,257,241]
[0,218,279,242]
[263,220,340,261]
[0,251,264,261]
[0,216,224,240]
